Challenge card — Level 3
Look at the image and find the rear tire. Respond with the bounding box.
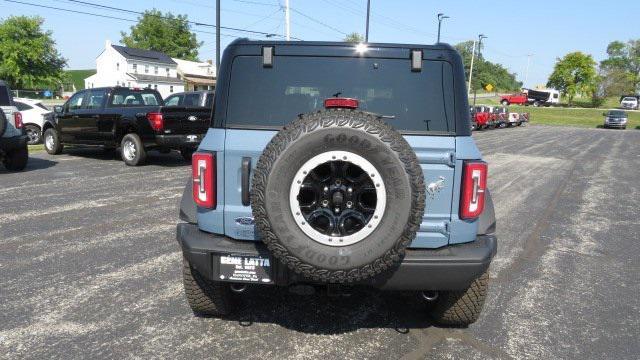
[500,100,509,106]
[180,147,195,163]
[120,133,146,166]
[182,257,234,316]
[3,144,29,171]
[430,270,489,327]
[24,124,42,145]
[43,128,63,155]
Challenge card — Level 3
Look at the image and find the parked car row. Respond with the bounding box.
[41,88,213,166]
[470,105,529,131]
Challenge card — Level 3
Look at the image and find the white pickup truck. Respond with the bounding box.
[0,80,29,171]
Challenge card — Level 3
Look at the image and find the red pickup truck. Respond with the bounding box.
[500,93,528,106]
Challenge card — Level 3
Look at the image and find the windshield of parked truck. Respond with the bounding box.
[225,56,455,133]
[608,110,626,117]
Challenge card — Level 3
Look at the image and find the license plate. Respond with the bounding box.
[218,255,272,283]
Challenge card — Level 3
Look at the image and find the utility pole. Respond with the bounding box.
[216,0,220,76]
[524,54,532,88]
[365,0,371,42]
[285,0,290,41]
[473,34,487,107]
[436,13,449,43]
[467,39,476,97]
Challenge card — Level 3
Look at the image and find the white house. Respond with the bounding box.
[172,58,216,91]
[85,40,184,98]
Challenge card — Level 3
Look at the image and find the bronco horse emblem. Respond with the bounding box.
[426,176,446,198]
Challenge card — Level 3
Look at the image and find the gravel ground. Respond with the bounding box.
[1,125,639,359]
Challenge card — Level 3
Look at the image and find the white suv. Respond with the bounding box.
[620,96,639,110]
[13,97,53,145]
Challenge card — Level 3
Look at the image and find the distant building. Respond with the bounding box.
[173,58,216,91]
[85,40,184,98]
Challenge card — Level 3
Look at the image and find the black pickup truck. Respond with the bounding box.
[43,87,211,165]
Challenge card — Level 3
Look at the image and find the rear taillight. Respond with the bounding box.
[460,161,487,220]
[14,112,23,129]
[146,112,164,131]
[192,152,216,209]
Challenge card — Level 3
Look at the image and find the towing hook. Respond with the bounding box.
[421,290,439,302]
[230,283,247,293]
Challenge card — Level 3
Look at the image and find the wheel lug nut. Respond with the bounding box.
[347,187,353,193]
[323,186,329,192]
[346,201,353,208]
[322,200,329,207]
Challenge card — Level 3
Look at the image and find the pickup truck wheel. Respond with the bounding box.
[430,270,489,327]
[0,110,7,137]
[3,144,28,171]
[43,128,63,155]
[24,124,42,145]
[252,109,425,283]
[120,133,146,166]
[182,257,233,316]
[500,100,509,106]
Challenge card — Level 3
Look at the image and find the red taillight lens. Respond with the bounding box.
[460,161,488,220]
[192,152,216,209]
[146,112,164,131]
[324,97,359,109]
[14,112,23,129]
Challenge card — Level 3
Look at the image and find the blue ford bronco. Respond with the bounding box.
[177,39,497,326]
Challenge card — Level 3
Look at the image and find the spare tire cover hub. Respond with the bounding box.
[289,150,386,247]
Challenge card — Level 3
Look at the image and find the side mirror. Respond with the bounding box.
[54,105,63,114]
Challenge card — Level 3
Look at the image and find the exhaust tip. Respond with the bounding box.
[230,284,247,293]
[421,290,439,302]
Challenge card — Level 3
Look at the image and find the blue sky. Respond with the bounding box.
[3,0,639,87]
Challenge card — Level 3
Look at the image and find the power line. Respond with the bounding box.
[56,0,292,38]
[288,7,348,36]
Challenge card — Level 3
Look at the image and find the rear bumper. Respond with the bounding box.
[176,223,497,291]
[0,135,28,152]
[153,134,203,148]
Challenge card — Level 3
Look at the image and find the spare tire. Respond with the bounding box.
[0,110,7,137]
[252,109,425,283]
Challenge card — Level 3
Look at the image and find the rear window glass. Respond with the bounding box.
[109,89,162,107]
[225,56,454,132]
[183,93,201,106]
[0,85,11,106]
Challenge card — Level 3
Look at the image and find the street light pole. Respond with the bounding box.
[436,13,449,43]
[467,39,476,97]
[524,54,532,88]
[365,0,371,42]
[285,0,290,41]
[216,0,220,77]
[473,34,487,107]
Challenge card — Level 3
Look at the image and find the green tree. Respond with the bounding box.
[343,33,364,43]
[599,39,640,94]
[0,16,67,89]
[547,52,597,105]
[455,41,522,92]
[121,9,201,61]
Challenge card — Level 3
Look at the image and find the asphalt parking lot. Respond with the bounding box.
[1,125,639,359]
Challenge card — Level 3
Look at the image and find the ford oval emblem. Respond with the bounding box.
[235,216,255,226]
[188,115,198,122]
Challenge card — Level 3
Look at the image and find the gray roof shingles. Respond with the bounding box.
[112,45,177,65]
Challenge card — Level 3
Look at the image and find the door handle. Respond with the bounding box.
[91,115,100,119]
[72,115,79,119]
[241,157,251,206]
